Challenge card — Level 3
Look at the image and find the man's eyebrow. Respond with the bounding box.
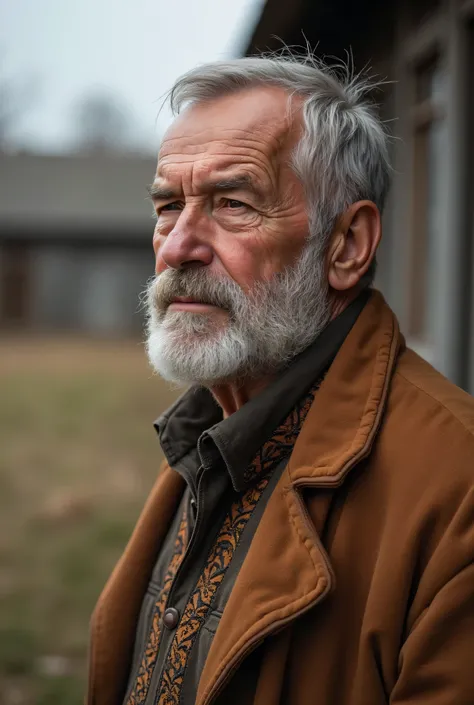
[210,175,263,197]
[146,175,263,201]
[147,183,180,200]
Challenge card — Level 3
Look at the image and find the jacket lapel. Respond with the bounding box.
[87,465,186,705]
[196,291,403,705]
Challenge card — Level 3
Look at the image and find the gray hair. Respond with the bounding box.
[167,53,392,281]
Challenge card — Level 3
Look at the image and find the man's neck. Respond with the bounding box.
[210,375,275,418]
[329,289,359,322]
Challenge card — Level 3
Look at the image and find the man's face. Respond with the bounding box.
[146,87,330,385]
[151,86,309,300]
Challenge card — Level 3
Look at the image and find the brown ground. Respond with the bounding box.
[0,335,180,705]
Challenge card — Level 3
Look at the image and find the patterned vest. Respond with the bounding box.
[127,383,318,705]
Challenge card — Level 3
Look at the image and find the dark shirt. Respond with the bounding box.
[123,291,369,705]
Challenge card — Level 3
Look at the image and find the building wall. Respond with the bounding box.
[377,0,474,392]
[0,238,154,336]
[30,243,152,335]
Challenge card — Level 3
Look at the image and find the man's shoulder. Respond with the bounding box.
[394,347,474,435]
[383,346,474,475]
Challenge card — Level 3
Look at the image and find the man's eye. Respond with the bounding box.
[225,199,246,209]
[159,202,182,213]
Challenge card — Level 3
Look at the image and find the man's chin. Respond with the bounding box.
[145,325,248,386]
[159,310,228,339]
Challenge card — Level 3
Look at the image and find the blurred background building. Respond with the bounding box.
[0,153,155,335]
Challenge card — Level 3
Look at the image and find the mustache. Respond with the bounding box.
[149,269,245,315]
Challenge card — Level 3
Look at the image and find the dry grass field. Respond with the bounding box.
[0,335,179,704]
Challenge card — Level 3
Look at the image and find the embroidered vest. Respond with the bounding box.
[127,383,317,705]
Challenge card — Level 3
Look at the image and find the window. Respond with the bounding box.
[0,242,31,326]
[408,57,447,344]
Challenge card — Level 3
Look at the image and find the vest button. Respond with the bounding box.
[163,607,180,629]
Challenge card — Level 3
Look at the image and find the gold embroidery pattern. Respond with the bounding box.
[126,509,188,705]
[157,385,317,705]
[243,383,317,483]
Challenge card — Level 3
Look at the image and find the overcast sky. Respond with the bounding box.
[0,0,264,154]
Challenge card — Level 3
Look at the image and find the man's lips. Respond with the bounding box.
[167,296,221,312]
[171,297,203,304]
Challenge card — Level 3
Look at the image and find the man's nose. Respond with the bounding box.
[157,210,213,272]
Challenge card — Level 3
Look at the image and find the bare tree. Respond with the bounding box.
[73,92,136,153]
[0,55,38,151]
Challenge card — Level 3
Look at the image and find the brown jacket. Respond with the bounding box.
[87,291,474,705]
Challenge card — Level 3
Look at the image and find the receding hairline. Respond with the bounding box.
[162,83,304,145]
[156,86,306,189]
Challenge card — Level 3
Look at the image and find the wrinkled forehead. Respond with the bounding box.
[157,87,302,174]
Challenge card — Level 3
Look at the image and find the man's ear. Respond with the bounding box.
[327,200,381,291]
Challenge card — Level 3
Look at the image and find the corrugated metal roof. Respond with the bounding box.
[0,153,157,239]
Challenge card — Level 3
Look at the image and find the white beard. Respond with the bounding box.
[145,240,330,386]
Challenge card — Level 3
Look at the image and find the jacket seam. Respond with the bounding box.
[344,317,395,462]
[395,370,474,440]
[406,559,474,635]
[282,482,332,580]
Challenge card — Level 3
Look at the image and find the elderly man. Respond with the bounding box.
[87,55,474,705]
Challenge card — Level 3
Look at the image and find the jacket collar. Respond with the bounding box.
[287,288,401,487]
[196,290,403,705]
